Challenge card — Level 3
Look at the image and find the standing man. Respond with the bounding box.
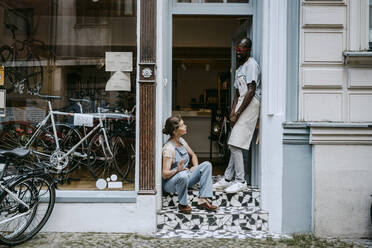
[213,37,261,194]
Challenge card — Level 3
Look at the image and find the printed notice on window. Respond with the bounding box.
[74,114,94,127]
[105,52,132,72]
[0,90,5,117]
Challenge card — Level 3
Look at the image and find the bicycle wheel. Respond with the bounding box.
[87,133,125,181]
[25,54,43,95]
[27,124,86,174]
[114,137,135,182]
[0,174,55,246]
[0,45,16,93]
[45,124,87,174]
[0,122,37,150]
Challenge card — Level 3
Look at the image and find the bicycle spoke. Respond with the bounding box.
[0,175,55,246]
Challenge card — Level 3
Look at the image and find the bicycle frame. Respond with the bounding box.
[0,158,31,224]
[24,100,114,163]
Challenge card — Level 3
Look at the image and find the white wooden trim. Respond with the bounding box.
[260,0,287,233]
[310,126,372,144]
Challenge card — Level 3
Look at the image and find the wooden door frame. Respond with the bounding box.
[138,0,157,195]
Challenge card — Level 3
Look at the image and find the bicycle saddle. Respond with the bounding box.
[5,23,18,32]
[0,148,30,158]
[37,93,62,100]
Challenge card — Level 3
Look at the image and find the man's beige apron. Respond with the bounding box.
[228,97,260,150]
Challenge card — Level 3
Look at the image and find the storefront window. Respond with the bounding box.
[0,0,137,191]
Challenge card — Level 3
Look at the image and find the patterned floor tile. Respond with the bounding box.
[156,229,291,239]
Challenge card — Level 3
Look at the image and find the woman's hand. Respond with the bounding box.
[176,160,187,173]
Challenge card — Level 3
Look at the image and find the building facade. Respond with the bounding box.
[0,0,371,238]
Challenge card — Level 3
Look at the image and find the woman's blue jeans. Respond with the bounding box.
[163,161,213,206]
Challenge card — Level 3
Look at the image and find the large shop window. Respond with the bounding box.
[0,0,137,191]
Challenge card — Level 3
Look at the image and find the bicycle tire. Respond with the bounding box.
[0,174,55,246]
[114,136,135,182]
[0,45,16,93]
[0,175,37,243]
[25,54,43,95]
[27,124,86,174]
[87,133,129,182]
[45,124,87,174]
[0,121,37,150]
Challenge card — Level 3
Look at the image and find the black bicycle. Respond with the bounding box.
[0,11,50,95]
[0,148,56,246]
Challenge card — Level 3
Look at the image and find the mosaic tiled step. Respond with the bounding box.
[157,206,268,232]
[156,229,290,239]
[162,188,260,208]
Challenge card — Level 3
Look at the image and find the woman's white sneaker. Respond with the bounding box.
[224,181,247,194]
[213,178,232,190]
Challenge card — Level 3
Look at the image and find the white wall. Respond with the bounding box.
[259,0,287,233]
[43,196,157,234]
[299,0,372,122]
[312,144,372,238]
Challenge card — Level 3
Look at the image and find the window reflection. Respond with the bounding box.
[0,0,137,191]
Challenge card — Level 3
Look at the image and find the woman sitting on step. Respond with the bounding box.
[162,116,217,214]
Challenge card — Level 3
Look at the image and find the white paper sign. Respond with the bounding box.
[106,71,131,91]
[105,52,133,72]
[74,114,93,127]
[108,181,123,189]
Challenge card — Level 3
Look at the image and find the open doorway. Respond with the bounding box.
[171,15,257,184]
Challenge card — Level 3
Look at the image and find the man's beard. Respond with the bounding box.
[237,54,249,64]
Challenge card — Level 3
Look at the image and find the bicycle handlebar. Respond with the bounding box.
[36,93,62,100]
[69,98,90,103]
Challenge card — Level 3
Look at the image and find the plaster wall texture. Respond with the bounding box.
[313,145,372,238]
[42,195,157,234]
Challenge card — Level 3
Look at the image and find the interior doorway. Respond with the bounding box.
[171,15,257,183]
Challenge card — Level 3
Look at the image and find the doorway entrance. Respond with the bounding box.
[171,15,258,184]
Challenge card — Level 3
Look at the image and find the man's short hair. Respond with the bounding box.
[237,37,252,50]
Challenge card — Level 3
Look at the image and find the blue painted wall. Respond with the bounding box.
[282,123,312,233]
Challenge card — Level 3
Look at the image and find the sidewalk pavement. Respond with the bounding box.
[1,232,370,248]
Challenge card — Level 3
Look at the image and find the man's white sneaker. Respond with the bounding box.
[213,178,232,190]
[224,181,247,194]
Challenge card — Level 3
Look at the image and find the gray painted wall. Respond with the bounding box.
[282,124,312,233]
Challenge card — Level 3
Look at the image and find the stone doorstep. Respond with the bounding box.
[157,206,269,232]
[162,188,261,208]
